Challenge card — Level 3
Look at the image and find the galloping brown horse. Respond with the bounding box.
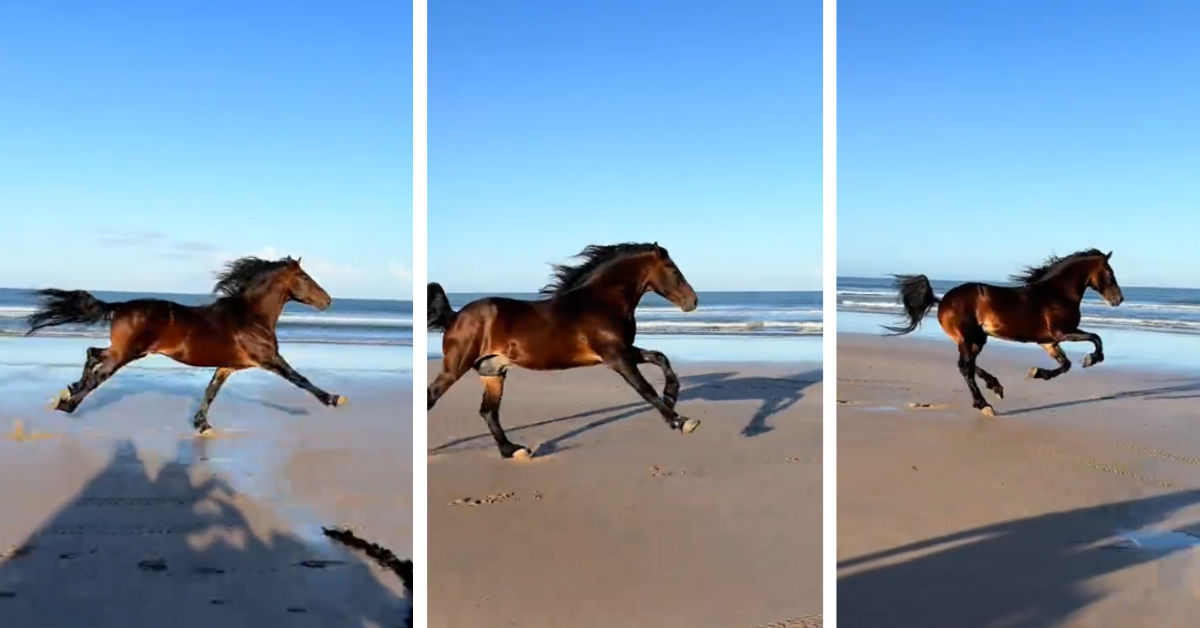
[884,248,1124,416]
[427,242,700,459]
[26,256,348,434]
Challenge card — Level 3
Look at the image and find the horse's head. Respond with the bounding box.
[645,244,698,312]
[1086,251,1124,307]
[283,257,333,310]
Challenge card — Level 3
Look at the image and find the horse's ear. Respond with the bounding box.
[1106,251,1113,260]
[653,242,663,257]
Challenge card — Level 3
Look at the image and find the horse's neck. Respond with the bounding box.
[242,281,291,325]
[575,260,650,315]
[1053,264,1092,302]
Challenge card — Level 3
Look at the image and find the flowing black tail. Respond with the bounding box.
[427,282,457,332]
[26,289,119,335]
[881,274,939,336]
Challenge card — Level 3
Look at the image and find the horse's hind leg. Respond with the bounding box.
[476,369,528,460]
[969,338,1004,399]
[1027,343,1071,380]
[974,365,1005,399]
[634,347,680,410]
[956,339,994,416]
[428,361,471,411]
[67,347,107,395]
[193,368,236,435]
[53,349,143,414]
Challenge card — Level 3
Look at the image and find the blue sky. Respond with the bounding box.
[0,3,411,299]
[428,0,821,293]
[840,1,1200,288]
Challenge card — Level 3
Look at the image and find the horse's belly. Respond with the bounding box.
[151,326,255,368]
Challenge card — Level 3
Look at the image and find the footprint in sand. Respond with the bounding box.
[650,465,674,477]
[296,559,347,569]
[906,402,947,410]
[450,491,517,506]
[192,567,225,575]
[836,399,856,405]
[137,558,168,572]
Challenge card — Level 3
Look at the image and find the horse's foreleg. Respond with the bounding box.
[1027,342,1072,380]
[607,353,699,434]
[193,368,236,434]
[956,342,993,416]
[478,373,527,459]
[262,355,346,407]
[633,347,680,410]
[1061,329,1104,367]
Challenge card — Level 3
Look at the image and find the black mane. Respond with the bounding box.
[1009,248,1106,286]
[213,256,292,297]
[539,243,659,296]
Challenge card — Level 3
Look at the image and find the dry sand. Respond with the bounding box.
[838,333,1200,628]
[0,372,412,628]
[427,360,824,628]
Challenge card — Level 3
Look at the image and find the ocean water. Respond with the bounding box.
[0,287,412,346]
[429,291,824,363]
[839,276,1200,336]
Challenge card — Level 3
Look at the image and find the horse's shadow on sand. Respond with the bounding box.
[431,368,822,457]
[678,369,822,437]
[0,439,410,627]
[1004,379,1200,416]
[63,372,310,419]
[840,488,1200,627]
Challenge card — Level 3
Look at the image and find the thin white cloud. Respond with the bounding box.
[389,261,412,282]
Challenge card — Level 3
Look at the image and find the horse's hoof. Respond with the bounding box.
[198,427,214,437]
[1082,355,1097,368]
[993,388,1005,400]
[334,395,348,407]
[682,418,701,434]
[980,406,996,417]
[1026,367,1039,380]
[511,448,532,461]
[47,389,69,411]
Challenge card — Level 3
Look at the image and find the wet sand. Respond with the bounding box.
[0,367,413,627]
[838,333,1200,627]
[427,360,823,628]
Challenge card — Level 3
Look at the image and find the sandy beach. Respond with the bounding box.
[838,332,1200,627]
[427,359,823,628]
[0,342,413,628]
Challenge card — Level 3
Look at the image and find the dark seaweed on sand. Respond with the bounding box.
[321,526,414,627]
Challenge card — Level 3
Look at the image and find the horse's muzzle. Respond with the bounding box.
[1104,291,1124,307]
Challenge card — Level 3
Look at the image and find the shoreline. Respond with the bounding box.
[839,309,1200,374]
[427,332,824,364]
[0,336,414,375]
[428,360,823,627]
[838,333,1200,626]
